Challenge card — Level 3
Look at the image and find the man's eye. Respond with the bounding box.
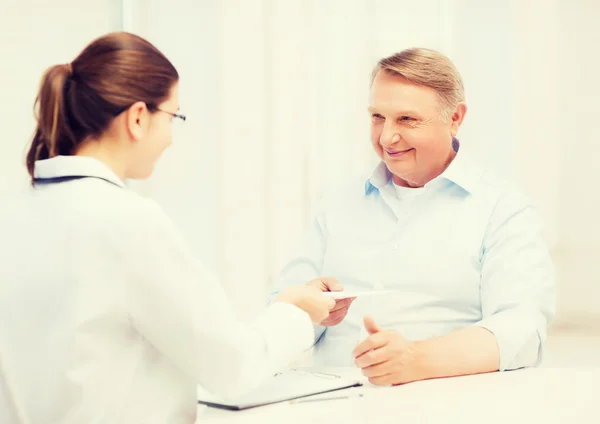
[399,116,414,121]
[372,114,384,119]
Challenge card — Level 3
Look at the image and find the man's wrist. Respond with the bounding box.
[411,339,437,381]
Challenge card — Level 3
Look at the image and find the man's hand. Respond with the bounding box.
[306,277,356,327]
[352,316,423,386]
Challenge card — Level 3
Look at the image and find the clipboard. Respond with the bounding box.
[197,369,363,411]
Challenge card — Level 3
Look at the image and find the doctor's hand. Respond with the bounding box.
[275,285,336,325]
[306,277,356,327]
[352,316,423,386]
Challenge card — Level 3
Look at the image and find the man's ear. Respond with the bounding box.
[450,102,467,137]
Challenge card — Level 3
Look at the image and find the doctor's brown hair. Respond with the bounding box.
[26,32,179,183]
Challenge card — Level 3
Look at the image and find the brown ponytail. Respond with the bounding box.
[26,64,75,178]
[26,32,179,183]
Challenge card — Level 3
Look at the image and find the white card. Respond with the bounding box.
[322,290,394,300]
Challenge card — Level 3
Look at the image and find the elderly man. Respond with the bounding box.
[272,48,555,385]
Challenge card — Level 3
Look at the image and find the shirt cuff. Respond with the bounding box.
[253,302,314,373]
[473,310,545,371]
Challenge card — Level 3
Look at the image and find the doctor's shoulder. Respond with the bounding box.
[108,190,176,237]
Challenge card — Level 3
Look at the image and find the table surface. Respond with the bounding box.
[197,367,600,424]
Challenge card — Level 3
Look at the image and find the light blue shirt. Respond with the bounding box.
[272,147,555,370]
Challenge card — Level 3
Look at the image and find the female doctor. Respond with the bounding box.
[0,32,340,424]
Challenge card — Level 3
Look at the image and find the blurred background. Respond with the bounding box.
[1,0,598,364]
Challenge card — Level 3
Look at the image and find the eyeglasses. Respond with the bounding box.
[154,107,186,123]
[112,103,186,123]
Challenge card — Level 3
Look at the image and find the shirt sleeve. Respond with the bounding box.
[473,189,556,371]
[269,202,329,344]
[124,200,314,400]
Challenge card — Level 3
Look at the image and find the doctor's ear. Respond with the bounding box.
[124,102,150,141]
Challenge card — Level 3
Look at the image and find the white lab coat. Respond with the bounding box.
[0,156,313,424]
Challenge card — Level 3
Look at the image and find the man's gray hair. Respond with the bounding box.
[372,48,465,120]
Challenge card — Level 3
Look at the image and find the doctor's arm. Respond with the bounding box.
[124,202,333,400]
[354,192,556,385]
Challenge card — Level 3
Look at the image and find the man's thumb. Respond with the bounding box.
[364,315,381,335]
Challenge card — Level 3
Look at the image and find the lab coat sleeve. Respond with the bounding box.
[125,200,314,400]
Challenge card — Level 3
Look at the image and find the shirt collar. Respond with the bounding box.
[365,142,481,195]
[434,143,480,193]
[34,155,126,188]
[364,161,391,195]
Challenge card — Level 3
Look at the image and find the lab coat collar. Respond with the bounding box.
[34,155,126,188]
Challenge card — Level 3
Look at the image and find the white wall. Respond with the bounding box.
[0,0,122,198]
[557,0,600,252]
[553,0,600,322]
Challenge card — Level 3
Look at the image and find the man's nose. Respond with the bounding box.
[380,132,401,148]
